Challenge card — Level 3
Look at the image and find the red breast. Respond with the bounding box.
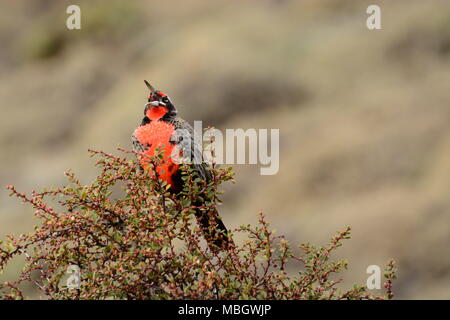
[133,121,179,187]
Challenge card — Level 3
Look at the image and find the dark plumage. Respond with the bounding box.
[132,80,230,251]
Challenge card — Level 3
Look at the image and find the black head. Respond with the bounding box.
[144,80,177,119]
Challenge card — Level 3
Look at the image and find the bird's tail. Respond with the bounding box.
[194,203,232,252]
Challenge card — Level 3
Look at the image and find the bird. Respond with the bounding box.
[132,80,231,251]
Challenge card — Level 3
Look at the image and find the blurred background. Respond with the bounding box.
[1,0,450,299]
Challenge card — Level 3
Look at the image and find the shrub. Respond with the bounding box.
[0,149,396,300]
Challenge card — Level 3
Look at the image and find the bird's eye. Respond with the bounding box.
[162,97,169,103]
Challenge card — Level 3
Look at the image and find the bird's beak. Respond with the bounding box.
[144,80,156,93]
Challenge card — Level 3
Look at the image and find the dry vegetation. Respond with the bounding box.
[0,149,396,299]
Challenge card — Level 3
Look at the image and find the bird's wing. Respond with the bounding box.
[131,134,146,153]
[170,118,213,182]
